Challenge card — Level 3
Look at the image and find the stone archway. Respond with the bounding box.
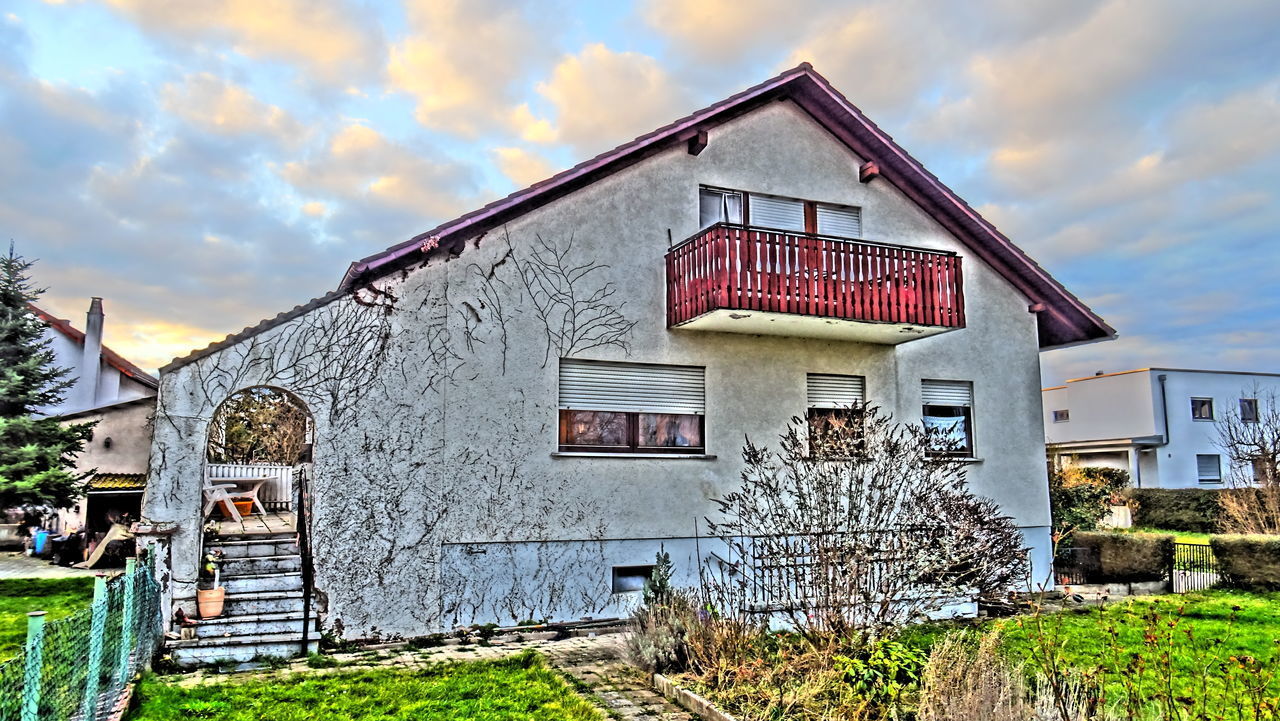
[204,386,314,518]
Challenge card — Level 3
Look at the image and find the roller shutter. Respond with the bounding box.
[816,204,862,238]
[921,380,973,406]
[749,194,805,232]
[806,374,866,408]
[559,359,705,415]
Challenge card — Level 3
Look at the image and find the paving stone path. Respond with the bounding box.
[168,631,695,720]
[0,552,100,578]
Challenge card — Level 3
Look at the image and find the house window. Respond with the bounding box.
[611,565,656,593]
[806,374,866,456]
[1190,397,1214,421]
[922,380,974,456]
[749,193,807,232]
[698,187,744,229]
[1241,398,1259,423]
[1052,409,1070,423]
[698,186,863,238]
[1197,454,1222,484]
[815,202,862,237]
[558,359,705,454]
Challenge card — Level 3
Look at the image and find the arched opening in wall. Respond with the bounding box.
[204,386,314,530]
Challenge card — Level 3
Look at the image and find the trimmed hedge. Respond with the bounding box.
[1072,531,1175,583]
[1210,535,1280,592]
[1125,488,1223,533]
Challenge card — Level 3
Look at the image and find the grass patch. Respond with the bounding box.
[0,577,94,660]
[128,650,604,721]
[1119,526,1212,545]
[994,590,1280,702]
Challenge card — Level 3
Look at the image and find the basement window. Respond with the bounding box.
[611,565,656,593]
[1052,409,1070,423]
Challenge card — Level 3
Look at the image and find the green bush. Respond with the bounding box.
[1049,466,1130,539]
[1072,531,1174,583]
[1126,488,1223,533]
[1210,535,1280,591]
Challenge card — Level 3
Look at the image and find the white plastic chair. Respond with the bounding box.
[203,482,252,522]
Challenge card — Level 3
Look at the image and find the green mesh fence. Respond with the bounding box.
[0,549,163,721]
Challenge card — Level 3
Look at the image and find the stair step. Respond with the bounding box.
[223,572,302,594]
[207,538,300,559]
[221,591,305,614]
[168,633,319,667]
[220,555,302,576]
[193,611,319,639]
[212,531,296,544]
[222,590,307,615]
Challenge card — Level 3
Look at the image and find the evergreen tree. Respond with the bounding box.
[0,244,93,508]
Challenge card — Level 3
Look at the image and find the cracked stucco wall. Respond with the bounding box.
[143,100,1054,638]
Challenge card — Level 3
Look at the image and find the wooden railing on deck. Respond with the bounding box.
[666,223,965,329]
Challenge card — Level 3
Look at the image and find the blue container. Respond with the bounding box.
[33,530,49,555]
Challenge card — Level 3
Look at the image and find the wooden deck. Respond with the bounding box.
[213,511,296,536]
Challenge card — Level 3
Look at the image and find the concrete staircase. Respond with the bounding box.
[169,531,319,667]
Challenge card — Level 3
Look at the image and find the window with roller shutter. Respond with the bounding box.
[922,379,975,456]
[806,373,867,457]
[558,359,705,454]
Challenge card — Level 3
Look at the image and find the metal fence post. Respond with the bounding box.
[80,575,109,721]
[22,611,46,721]
[117,558,137,684]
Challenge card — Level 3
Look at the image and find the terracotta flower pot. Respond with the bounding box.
[218,499,255,519]
[197,587,226,619]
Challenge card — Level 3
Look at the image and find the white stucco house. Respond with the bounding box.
[1044,367,1280,488]
[30,299,158,534]
[139,64,1114,663]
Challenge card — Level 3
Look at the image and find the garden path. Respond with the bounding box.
[0,552,99,578]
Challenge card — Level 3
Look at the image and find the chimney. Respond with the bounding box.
[79,297,104,409]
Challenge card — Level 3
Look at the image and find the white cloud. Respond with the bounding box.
[528,44,694,155]
[161,73,303,142]
[279,124,474,221]
[491,147,556,187]
[387,0,552,136]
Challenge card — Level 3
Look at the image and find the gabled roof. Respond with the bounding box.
[29,303,160,389]
[167,63,1113,373]
[340,62,1114,350]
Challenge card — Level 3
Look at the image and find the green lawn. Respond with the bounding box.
[0,577,95,660]
[997,591,1280,711]
[1119,526,1213,545]
[128,650,604,721]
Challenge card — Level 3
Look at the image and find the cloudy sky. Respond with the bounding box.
[7,0,1279,385]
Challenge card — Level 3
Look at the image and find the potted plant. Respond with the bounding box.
[196,548,226,618]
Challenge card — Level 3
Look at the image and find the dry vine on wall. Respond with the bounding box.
[152,229,636,636]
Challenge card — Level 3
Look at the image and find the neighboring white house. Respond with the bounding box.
[141,64,1114,659]
[31,299,158,533]
[1043,368,1280,489]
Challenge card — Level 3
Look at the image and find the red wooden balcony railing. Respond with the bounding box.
[666,223,965,330]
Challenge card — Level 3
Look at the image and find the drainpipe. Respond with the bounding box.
[79,297,104,410]
[1157,374,1170,444]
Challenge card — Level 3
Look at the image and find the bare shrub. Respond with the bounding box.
[705,406,1029,643]
[919,632,1032,721]
[1217,388,1280,534]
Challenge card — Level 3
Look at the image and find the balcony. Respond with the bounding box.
[666,223,964,344]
